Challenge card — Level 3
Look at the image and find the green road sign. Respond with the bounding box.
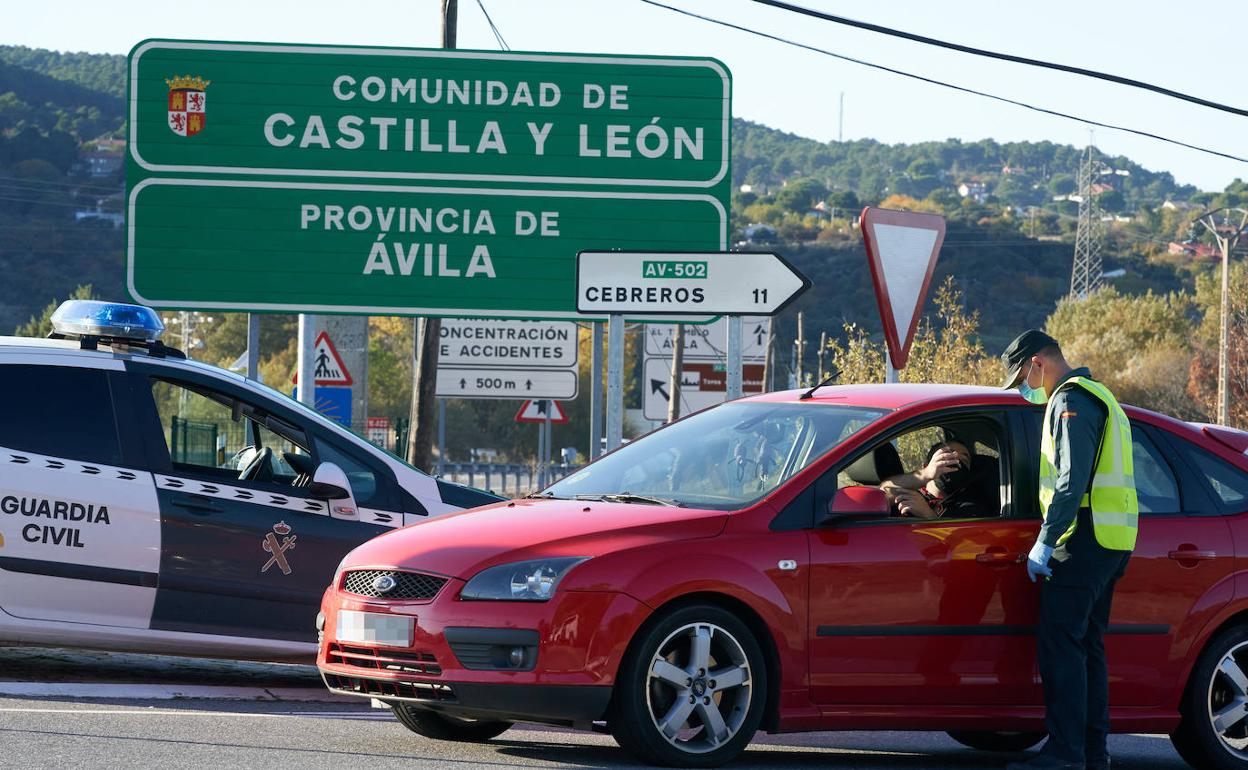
[127,179,725,319]
[128,41,729,188]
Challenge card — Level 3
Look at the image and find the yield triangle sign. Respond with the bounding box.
[860,207,947,370]
[515,399,568,424]
[293,331,353,386]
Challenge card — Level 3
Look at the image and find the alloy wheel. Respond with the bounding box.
[643,622,753,755]
[1208,640,1248,758]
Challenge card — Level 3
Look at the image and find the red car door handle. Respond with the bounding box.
[1168,549,1216,561]
[975,552,1023,565]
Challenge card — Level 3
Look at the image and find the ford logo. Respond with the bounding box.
[372,575,397,594]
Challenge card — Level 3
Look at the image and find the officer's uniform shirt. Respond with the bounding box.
[1038,367,1108,551]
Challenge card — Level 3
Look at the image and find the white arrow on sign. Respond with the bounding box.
[576,251,810,316]
[436,368,578,400]
[860,207,946,370]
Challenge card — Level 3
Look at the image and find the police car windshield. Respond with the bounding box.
[545,402,887,511]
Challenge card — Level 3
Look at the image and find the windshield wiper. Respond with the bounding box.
[575,493,681,507]
[524,491,564,500]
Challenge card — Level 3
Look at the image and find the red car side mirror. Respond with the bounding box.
[822,486,892,524]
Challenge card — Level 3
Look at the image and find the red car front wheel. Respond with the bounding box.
[610,603,767,767]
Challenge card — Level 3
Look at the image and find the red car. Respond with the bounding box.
[318,384,1248,768]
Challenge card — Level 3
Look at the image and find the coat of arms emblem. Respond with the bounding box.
[165,75,210,137]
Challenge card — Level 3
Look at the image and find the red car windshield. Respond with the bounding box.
[546,402,888,510]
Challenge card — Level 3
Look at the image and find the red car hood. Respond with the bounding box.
[342,498,729,580]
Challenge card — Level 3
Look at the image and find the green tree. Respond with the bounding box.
[15,284,94,336]
[1044,287,1201,419]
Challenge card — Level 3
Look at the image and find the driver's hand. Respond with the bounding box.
[921,449,961,483]
[891,489,934,518]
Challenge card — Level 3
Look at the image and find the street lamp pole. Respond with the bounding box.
[1193,207,1248,426]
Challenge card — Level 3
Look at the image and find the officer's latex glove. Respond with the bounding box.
[1026,542,1054,583]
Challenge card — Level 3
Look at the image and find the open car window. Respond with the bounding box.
[150,378,311,486]
[834,416,1007,520]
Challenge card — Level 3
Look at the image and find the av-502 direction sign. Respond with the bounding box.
[576,251,810,316]
[129,41,730,187]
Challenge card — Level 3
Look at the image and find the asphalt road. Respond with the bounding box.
[0,697,1197,770]
[0,647,1194,769]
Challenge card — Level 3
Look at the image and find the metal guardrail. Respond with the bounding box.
[439,463,583,498]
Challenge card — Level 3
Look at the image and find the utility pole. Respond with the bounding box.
[1070,144,1105,300]
[794,311,806,387]
[838,92,844,143]
[406,0,455,471]
[1192,207,1248,426]
[666,324,684,423]
[817,330,827,382]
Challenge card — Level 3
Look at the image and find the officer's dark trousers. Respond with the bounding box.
[1038,509,1131,764]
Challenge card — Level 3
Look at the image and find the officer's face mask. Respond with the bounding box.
[1019,360,1049,405]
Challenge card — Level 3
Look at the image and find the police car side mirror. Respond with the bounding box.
[310,462,351,499]
[310,462,360,521]
[820,486,892,525]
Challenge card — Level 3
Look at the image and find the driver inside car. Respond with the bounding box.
[880,440,983,519]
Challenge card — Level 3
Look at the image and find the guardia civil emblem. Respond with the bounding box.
[165,75,209,137]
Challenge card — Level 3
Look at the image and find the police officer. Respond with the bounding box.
[1001,330,1138,770]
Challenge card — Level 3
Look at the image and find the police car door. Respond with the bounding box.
[0,360,161,629]
[129,367,391,644]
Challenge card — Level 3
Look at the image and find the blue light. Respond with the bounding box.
[50,300,165,342]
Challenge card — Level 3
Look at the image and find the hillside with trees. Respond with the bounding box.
[2,45,1244,457]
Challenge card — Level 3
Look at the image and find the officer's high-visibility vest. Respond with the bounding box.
[1039,376,1138,551]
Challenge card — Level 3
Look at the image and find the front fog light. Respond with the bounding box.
[508,647,526,668]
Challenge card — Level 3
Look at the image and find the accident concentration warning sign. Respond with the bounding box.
[125,40,731,320]
[435,318,579,400]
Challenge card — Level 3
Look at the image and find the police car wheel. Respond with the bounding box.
[1172,625,1248,769]
[391,704,512,742]
[946,731,1045,752]
[609,604,767,768]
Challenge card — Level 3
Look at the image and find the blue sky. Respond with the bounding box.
[10,0,1245,190]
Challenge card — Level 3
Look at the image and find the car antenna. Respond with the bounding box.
[799,367,840,400]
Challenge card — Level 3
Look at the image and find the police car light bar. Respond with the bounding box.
[49,300,184,358]
[51,300,165,342]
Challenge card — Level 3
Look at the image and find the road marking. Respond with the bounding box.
[0,682,350,701]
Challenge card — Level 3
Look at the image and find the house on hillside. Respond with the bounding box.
[1168,241,1219,259]
[957,180,988,203]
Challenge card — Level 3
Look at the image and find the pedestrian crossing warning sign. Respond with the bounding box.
[293,331,353,386]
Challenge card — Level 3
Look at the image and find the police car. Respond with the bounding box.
[0,301,500,660]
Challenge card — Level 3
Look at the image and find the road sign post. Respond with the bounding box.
[605,315,625,452]
[726,315,743,400]
[860,207,947,379]
[590,322,603,458]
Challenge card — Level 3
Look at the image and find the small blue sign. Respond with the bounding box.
[292,385,353,428]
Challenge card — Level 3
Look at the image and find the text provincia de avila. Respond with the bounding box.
[271,74,708,281]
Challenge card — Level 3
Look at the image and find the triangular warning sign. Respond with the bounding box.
[515,399,568,424]
[860,207,946,370]
[293,331,353,386]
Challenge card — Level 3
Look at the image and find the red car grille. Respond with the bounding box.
[323,673,456,702]
[341,569,447,600]
[326,643,442,676]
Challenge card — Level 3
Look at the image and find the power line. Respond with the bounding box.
[751,0,1248,119]
[636,0,1248,165]
[475,0,510,50]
